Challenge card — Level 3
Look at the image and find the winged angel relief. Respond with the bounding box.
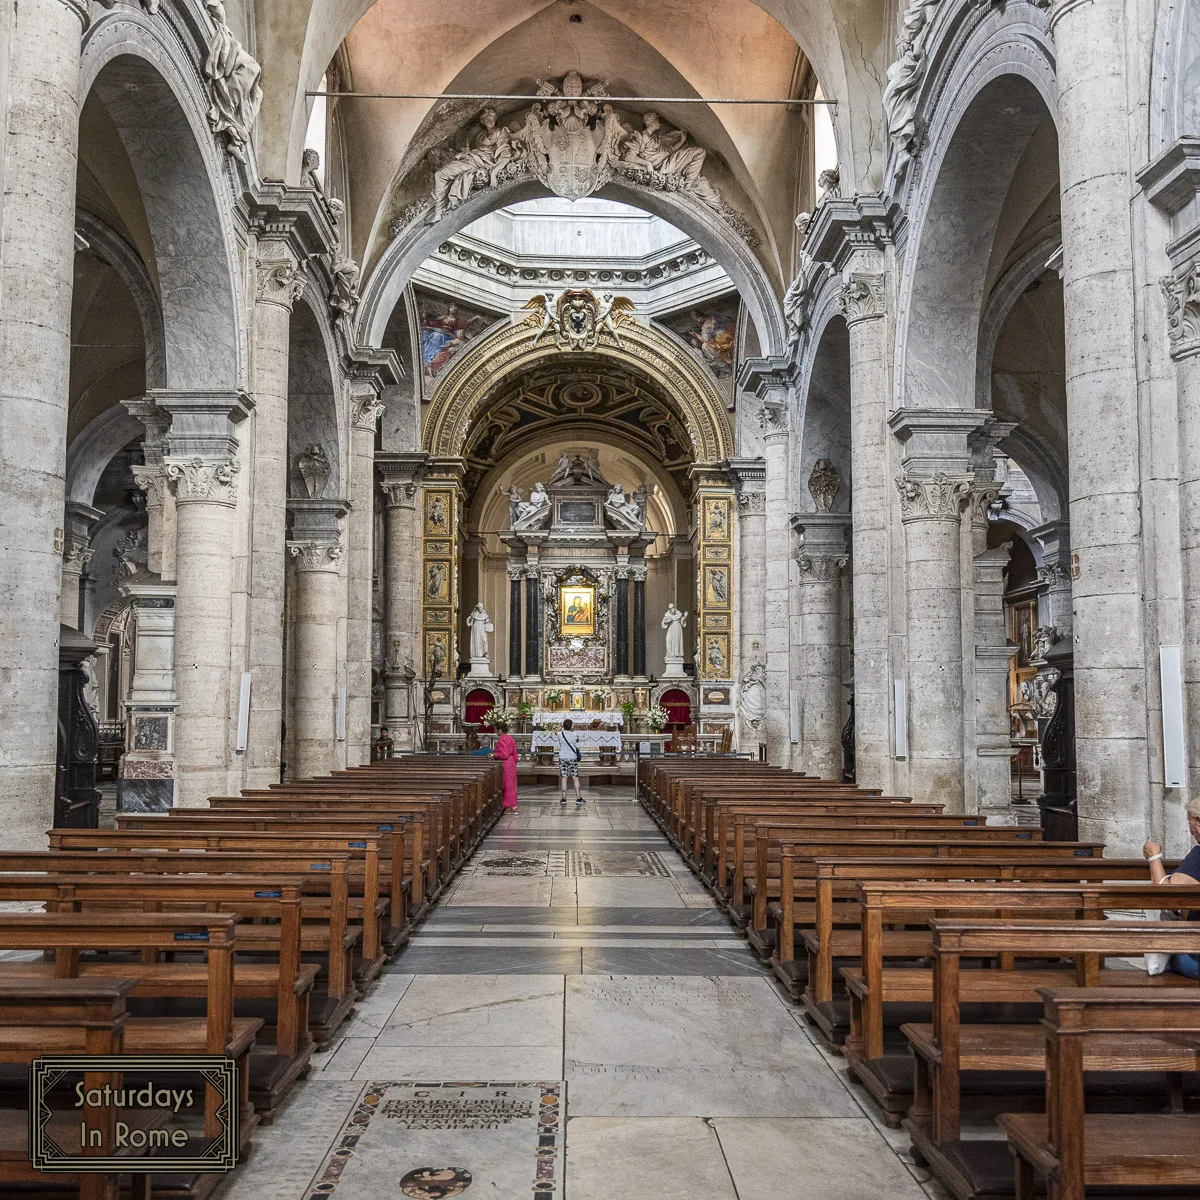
[520,290,636,352]
[418,71,753,243]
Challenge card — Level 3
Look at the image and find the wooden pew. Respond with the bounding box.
[5,849,357,1043]
[792,856,1174,1012]
[843,887,1196,1127]
[49,829,381,990]
[0,978,143,1200]
[1000,987,1200,1200]
[910,918,1200,1199]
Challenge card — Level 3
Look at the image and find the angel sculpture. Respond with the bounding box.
[596,293,636,348]
[520,294,556,346]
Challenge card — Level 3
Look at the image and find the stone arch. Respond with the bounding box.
[422,317,734,466]
[894,18,1059,411]
[358,177,788,361]
[796,313,852,517]
[80,15,243,390]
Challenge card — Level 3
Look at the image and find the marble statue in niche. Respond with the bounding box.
[661,603,688,678]
[808,459,840,512]
[203,0,263,163]
[740,659,767,732]
[466,603,494,677]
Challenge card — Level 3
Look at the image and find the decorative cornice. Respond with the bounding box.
[805,193,899,272]
[288,542,344,572]
[165,457,240,506]
[839,272,886,326]
[255,257,305,310]
[242,184,339,263]
[152,390,252,463]
[1162,261,1200,360]
[895,472,971,522]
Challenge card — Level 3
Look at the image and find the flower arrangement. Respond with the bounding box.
[647,705,670,732]
[544,688,565,710]
[588,690,607,710]
[481,706,515,729]
[619,700,635,726]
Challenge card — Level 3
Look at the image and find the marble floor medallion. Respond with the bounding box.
[306,1081,564,1199]
[478,852,549,876]
[548,850,673,877]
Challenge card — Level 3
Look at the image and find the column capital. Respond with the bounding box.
[1161,261,1200,360]
[736,488,766,516]
[895,472,972,523]
[131,465,168,510]
[255,255,306,310]
[378,453,429,508]
[756,401,790,443]
[724,456,767,512]
[351,393,386,432]
[288,542,344,572]
[165,457,240,506]
[839,271,886,326]
[791,511,850,578]
[967,482,1003,529]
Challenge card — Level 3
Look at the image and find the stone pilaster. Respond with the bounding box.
[242,251,305,788]
[158,390,252,807]
[890,408,987,811]
[60,502,101,629]
[287,499,349,779]
[973,540,1017,821]
[346,391,385,767]
[1049,0,1150,851]
[379,454,427,750]
[508,565,524,678]
[125,396,176,580]
[792,513,850,779]
[1031,520,1073,640]
[840,267,892,789]
[757,397,792,764]
[0,0,87,843]
[729,458,767,748]
[632,565,647,678]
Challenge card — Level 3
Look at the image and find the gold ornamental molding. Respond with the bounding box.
[422,307,734,465]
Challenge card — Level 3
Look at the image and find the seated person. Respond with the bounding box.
[1143,795,1200,978]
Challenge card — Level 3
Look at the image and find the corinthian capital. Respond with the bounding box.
[165,457,240,506]
[289,541,344,571]
[795,552,846,582]
[756,401,789,441]
[381,479,418,509]
[255,257,306,309]
[839,271,885,325]
[895,472,971,522]
[131,465,168,510]
[352,394,386,432]
[1162,261,1200,360]
[968,482,1003,529]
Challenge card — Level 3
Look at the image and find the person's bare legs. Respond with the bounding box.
[574,774,584,805]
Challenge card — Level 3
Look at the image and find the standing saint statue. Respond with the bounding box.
[661,602,688,679]
[466,603,494,677]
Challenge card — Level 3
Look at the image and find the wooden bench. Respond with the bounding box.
[909,918,1200,1198]
[999,987,1200,1200]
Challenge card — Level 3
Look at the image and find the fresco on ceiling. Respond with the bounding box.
[414,290,497,383]
[659,296,739,390]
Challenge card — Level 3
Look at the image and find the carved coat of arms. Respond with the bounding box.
[521,289,636,352]
[519,71,624,201]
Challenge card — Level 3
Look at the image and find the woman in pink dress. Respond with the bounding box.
[493,721,519,813]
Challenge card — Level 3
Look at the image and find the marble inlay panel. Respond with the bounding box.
[306,1081,564,1199]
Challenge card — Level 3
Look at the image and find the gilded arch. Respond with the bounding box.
[422,315,735,465]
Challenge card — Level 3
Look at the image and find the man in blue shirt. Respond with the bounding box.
[1143,797,1200,978]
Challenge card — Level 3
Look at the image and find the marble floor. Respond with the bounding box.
[217,785,952,1200]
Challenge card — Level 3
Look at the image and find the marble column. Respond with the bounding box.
[793,514,850,779]
[632,568,647,678]
[378,454,426,750]
[729,459,767,747]
[60,503,101,629]
[346,392,385,767]
[159,391,252,807]
[287,499,349,779]
[524,574,542,678]
[1050,0,1149,849]
[890,410,985,811]
[840,269,892,789]
[759,401,792,764]
[0,0,86,841]
[508,567,523,677]
[243,253,305,787]
[614,570,630,676]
